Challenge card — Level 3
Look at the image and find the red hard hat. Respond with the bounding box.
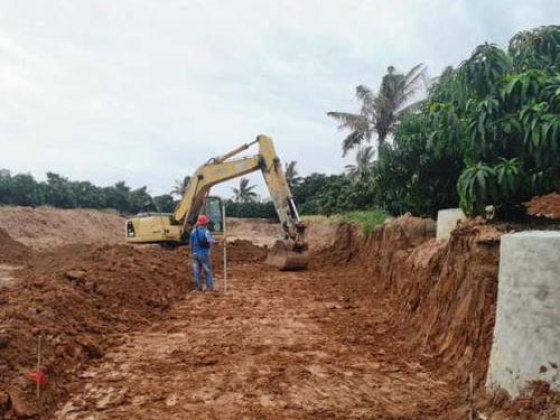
[197,215,210,225]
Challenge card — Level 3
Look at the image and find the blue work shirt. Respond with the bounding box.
[190,226,214,255]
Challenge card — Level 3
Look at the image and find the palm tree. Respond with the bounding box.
[232,177,258,203]
[284,161,300,189]
[170,175,191,197]
[328,63,427,156]
[345,146,375,182]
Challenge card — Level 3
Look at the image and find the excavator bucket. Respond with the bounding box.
[265,240,309,271]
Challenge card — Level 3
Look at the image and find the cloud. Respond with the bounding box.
[1,0,559,198]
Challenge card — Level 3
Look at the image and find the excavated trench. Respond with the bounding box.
[0,217,559,419]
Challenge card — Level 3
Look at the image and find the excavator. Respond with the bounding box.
[125,134,309,270]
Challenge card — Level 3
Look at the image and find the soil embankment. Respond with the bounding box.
[319,216,501,387]
[317,215,560,418]
[0,207,125,250]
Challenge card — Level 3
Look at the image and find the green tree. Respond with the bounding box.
[345,146,375,182]
[232,177,258,203]
[224,200,277,218]
[509,25,560,71]
[370,25,560,219]
[171,175,191,197]
[104,181,132,213]
[72,181,106,208]
[44,172,76,208]
[291,173,342,215]
[7,174,44,207]
[315,174,376,216]
[327,63,427,155]
[284,161,300,190]
[129,186,153,213]
[153,194,176,213]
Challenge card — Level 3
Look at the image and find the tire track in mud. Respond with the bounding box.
[54,261,456,419]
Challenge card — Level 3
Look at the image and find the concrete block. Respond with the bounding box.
[486,231,560,397]
[436,208,466,240]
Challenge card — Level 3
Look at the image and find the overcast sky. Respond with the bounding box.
[1,0,559,199]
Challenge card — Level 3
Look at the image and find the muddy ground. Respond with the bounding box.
[0,209,559,419]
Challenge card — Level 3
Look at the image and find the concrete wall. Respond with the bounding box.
[436,208,466,240]
[486,231,560,397]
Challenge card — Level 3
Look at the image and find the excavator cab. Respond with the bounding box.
[204,196,224,234]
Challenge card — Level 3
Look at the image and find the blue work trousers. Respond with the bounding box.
[193,253,213,291]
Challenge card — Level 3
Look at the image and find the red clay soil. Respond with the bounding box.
[317,216,560,418]
[53,254,462,419]
[1,215,559,418]
[0,239,265,419]
[525,192,560,218]
[0,228,30,264]
[0,244,190,418]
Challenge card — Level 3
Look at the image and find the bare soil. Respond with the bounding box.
[227,217,339,251]
[0,209,558,419]
[525,192,560,218]
[0,207,124,250]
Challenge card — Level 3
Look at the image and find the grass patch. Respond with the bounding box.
[301,215,330,223]
[336,209,390,235]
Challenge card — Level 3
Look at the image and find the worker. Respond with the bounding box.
[190,214,215,292]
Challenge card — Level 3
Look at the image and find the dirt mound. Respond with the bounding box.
[0,228,30,264]
[0,244,189,418]
[526,192,560,218]
[227,217,339,250]
[226,239,268,262]
[0,239,266,418]
[0,207,125,250]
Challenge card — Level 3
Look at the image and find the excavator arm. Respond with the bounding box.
[175,135,305,243]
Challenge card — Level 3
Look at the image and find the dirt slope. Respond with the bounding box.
[0,207,125,250]
[0,243,190,418]
[0,228,30,264]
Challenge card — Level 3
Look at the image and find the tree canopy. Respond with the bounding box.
[328,63,427,156]
[232,177,258,203]
[367,25,560,218]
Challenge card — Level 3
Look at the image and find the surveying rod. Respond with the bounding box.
[222,203,228,293]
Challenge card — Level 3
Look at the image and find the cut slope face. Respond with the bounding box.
[318,216,501,386]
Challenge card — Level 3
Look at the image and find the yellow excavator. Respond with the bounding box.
[125,134,309,270]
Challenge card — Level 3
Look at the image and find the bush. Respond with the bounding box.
[337,209,389,234]
[224,200,278,219]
